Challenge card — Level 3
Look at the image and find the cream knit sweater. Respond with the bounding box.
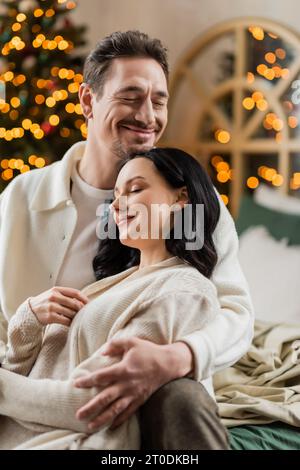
[0,256,218,450]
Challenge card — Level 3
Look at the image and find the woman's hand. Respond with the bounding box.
[29,286,89,327]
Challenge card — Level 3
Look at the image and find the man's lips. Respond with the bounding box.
[120,125,157,135]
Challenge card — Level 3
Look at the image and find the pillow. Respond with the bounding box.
[236,195,300,245]
[254,184,300,215]
[238,226,300,323]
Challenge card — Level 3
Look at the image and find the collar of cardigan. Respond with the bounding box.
[30,140,86,212]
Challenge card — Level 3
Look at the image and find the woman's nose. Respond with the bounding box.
[110,198,118,212]
[111,194,129,213]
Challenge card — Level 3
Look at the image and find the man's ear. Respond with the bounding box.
[175,186,189,208]
[78,83,93,120]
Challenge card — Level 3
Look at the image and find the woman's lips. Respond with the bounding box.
[117,215,136,227]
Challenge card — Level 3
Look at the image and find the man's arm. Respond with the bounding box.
[180,194,254,381]
[0,190,8,345]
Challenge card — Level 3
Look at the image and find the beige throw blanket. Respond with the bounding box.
[214,321,300,428]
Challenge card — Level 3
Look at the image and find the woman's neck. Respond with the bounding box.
[138,246,174,270]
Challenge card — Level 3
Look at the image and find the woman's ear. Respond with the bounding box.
[175,186,189,208]
[78,83,93,120]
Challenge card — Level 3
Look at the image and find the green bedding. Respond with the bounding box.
[229,422,300,450]
[235,195,300,245]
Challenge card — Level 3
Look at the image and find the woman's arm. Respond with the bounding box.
[1,287,89,376]
[1,299,44,375]
[0,367,95,433]
[0,288,217,432]
[74,287,219,428]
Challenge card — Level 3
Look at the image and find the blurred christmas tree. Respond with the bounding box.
[0,0,87,191]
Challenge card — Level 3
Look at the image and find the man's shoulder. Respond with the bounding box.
[1,161,61,204]
[3,141,85,202]
[212,186,236,237]
[14,161,60,185]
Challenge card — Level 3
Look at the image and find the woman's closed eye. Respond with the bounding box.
[130,188,142,193]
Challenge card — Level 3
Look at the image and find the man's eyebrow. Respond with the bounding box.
[115,86,144,94]
[115,86,169,99]
[155,90,169,99]
[114,176,146,193]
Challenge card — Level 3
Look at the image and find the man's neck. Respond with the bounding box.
[77,139,119,190]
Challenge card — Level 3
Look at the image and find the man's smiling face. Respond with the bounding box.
[85,57,169,158]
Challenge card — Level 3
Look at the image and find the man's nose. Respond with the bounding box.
[134,97,155,126]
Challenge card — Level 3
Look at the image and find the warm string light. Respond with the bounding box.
[32,34,73,51]
[288,116,298,128]
[12,23,22,32]
[210,155,233,185]
[0,0,85,185]
[249,26,265,41]
[210,156,233,205]
[0,154,46,181]
[260,111,297,140]
[214,129,231,144]
[247,177,259,189]
[249,26,278,41]
[58,0,77,7]
[256,63,289,80]
[220,194,229,206]
[243,91,268,112]
[247,72,255,84]
[290,173,300,190]
[249,38,289,82]
[209,157,290,200]
[0,127,24,140]
[0,119,49,141]
[1,36,26,55]
[258,166,284,186]
[80,122,87,138]
[16,13,26,22]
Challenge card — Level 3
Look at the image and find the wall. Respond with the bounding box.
[72,0,300,68]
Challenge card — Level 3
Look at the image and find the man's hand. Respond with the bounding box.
[74,337,194,431]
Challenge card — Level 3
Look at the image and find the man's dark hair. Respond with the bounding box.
[83,30,169,96]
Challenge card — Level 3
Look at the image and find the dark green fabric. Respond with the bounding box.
[229,423,300,450]
[235,195,300,245]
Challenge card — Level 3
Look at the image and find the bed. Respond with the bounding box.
[216,185,300,450]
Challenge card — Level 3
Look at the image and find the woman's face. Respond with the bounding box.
[111,157,187,250]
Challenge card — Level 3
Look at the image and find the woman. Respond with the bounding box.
[0,147,220,450]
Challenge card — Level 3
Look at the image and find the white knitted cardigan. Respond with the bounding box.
[0,256,218,450]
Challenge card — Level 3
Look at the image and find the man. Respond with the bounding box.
[0,31,254,450]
